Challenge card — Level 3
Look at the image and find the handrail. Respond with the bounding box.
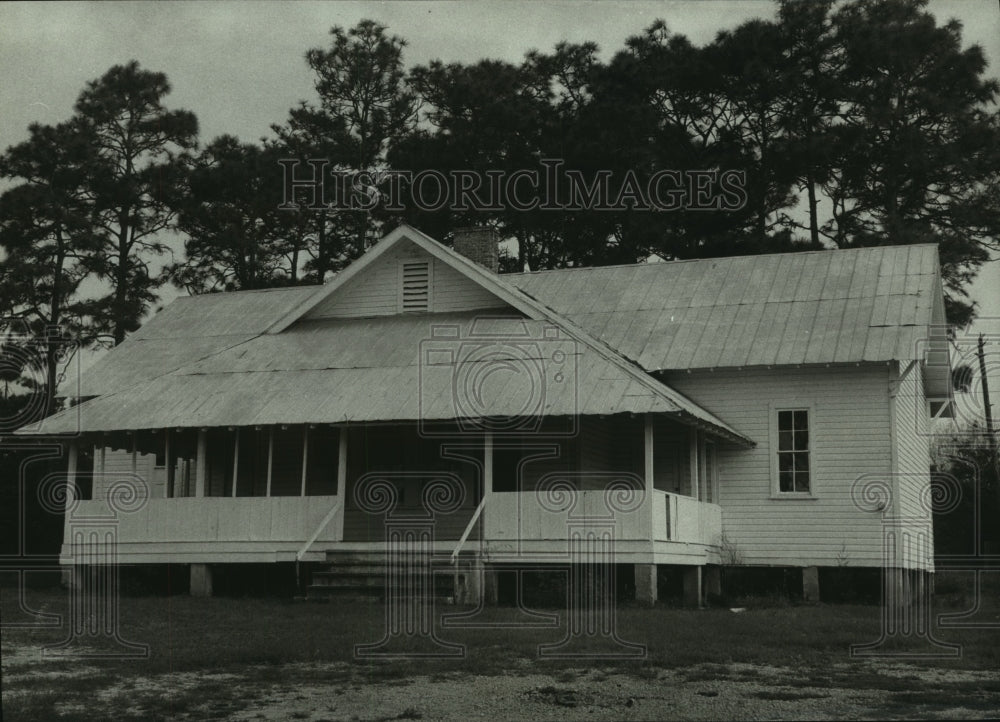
[296,499,341,561]
[451,495,487,564]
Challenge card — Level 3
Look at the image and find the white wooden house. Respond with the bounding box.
[18,224,953,603]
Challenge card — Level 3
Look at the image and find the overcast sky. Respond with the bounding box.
[2,1,999,401]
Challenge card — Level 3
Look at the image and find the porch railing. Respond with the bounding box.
[296,498,342,561]
[451,495,487,564]
[67,496,342,546]
[652,490,722,544]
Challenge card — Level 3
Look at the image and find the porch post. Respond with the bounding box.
[164,430,174,498]
[689,429,700,500]
[644,414,654,496]
[266,428,274,497]
[231,429,240,498]
[130,433,137,476]
[699,436,708,501]
[98,445,106,496]
[803,566,821,602]
[483,429,494,498]
[637,415,658,605]
[300,427,309,496]
[195,429,207,497]
[481,429,497,605]
[334,426,347,540]
[683,566,702,607]
[190,563,213,597]
[64,440,79,589]
[66,440,79,507]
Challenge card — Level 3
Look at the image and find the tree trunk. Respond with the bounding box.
[113,221,130,346]
[806,174,820,246]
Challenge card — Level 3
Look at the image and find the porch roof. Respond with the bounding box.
[23,313,752,445]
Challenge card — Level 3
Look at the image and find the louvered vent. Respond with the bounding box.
[401,261,430,312]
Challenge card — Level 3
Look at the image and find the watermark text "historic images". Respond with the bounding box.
[279,159,748,213]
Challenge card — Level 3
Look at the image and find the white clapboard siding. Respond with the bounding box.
[306,240,509,319]
[892,362,934,570]
[662,365,893,567]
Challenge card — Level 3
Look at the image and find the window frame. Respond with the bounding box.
[769,403,816,499]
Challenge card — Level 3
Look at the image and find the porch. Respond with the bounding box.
[61,416,727,570]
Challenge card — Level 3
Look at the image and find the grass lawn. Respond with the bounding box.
[3,577,1000,720]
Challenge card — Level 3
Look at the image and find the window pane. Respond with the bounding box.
[778,453,793,472]
[794,471,810,493]
[779,470,793,492]
[794,429,809,451]
[779,430,793,451]
[793,452,809,473]
[778,410,794,432]
[794,410,808,430]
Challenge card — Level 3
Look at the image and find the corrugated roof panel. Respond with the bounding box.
[766,255,804,303]
[689,260,729,307]
[35,312,747,441]
[745,301,794,366]
[803,298,848,365]
[779,301,820,365]
[868,294,892,331]
[506,245,938,372]
[792,252,827,301]
[716,302,765,369]
[635,307,686,369]
[597,306,642,352]
[713,256,754,306]
[660,306,711,369]
[740,255,777,303]
[614,269,657,312]
[659,263,701,308]
[832,298,868,364]
[48,242,944,436]
[688,304,739,369]
[818,249,852,300]
[617,311,660,364]
[845,249,882,300]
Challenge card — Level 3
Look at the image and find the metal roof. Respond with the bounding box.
[29,231,944,442]
[507,244,940,371]
[30,314,747,442]
[76,286,317,396]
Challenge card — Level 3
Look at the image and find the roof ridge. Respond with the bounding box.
[504,243,939,277]
[172,284,321,300]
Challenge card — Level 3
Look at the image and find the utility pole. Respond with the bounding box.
[978,334,996,453]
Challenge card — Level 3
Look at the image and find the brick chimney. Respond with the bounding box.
[452,226,499,273]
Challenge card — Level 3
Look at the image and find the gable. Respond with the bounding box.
[304,239,512,320]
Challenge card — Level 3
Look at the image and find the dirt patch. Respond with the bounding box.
[4,641,1000,721]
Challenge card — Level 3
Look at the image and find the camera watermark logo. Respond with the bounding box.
[40,472,150,658]
[418,318,578,436]
[913,318,1000,435]
[849,474,960,658]
[533,472,647,659]
[947,323,1000,435]
[0,320,81,434]
[351,471,466,658]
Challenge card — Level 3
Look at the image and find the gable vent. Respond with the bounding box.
[400,261,430,313]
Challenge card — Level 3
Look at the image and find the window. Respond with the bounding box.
[776,409,810,493]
